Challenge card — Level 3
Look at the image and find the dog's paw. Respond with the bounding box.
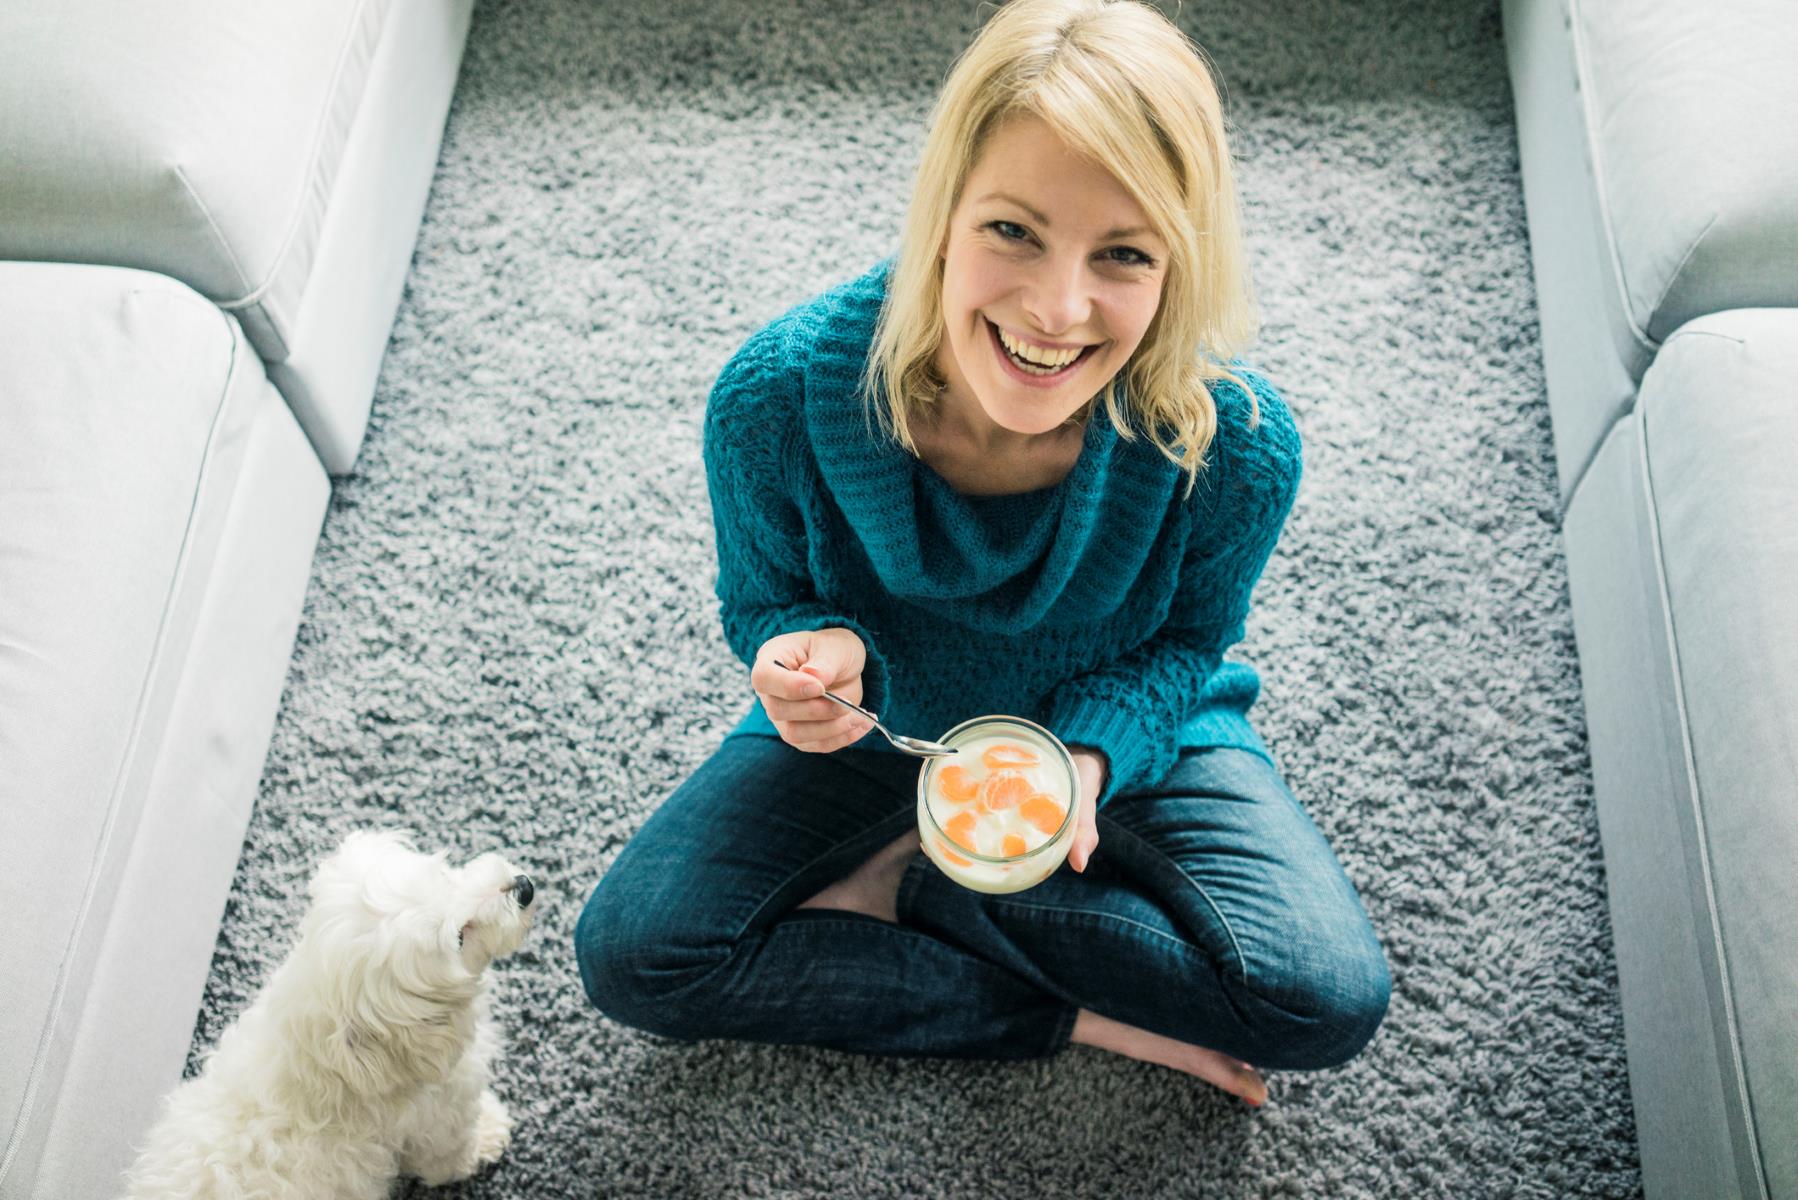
[474,1088,513,1166]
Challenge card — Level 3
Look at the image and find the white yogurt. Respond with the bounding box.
[915,716,1077,894]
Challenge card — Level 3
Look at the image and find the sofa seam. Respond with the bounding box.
[1567,0,1659,358]
[216,0,389,320]
[1634,383,1768,1196]
[169,163,257,314]
[1661,326,1745,349]
[0,297,250,1189]
[1647,212,1721,341]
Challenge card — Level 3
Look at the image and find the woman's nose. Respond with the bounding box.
[1022,259,1093,338]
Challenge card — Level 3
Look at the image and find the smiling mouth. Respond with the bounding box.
[986,318,1098,379]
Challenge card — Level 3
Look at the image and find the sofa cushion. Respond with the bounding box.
[1565,307,1798,1200]
[0,264,325,1197]
[1575,0,1798,344]
[1636,308,1798,1199]
[0,0,395,366]
[1503,0,1798,506]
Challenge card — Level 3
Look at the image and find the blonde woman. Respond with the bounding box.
[577,0,1388,1108]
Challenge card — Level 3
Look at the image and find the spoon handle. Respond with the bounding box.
[772,660,881,725]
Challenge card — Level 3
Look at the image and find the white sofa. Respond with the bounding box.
[0,2,475,1196]
[1502,1,1798,1196]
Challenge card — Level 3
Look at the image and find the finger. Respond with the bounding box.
[1072,836,1096,872]
[762,693,850,724]
[788,638,863,695]
[752,654,828,702]
[809,717,874,754]
[784,713,871,753]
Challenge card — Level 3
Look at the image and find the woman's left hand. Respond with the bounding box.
[1067,746,1108,873]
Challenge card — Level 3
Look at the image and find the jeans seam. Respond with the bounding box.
[1045,1001,1079,1056]
[1095,814,1251,988]
[984,898,1204,959]
[738,806,915,936]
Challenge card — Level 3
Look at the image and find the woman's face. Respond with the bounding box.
[935,113,1168,440]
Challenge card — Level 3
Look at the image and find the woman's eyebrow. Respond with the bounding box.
[977,191,1158,242]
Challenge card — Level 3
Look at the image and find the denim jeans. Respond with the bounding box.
[574,735,1390,1070]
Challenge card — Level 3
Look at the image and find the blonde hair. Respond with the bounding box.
[862,0,1260,493]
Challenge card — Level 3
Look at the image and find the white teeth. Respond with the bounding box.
[997,325,1082,368]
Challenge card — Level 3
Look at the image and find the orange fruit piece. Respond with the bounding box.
[1019,793,1067,835]
[1001,833,1029,858]
[934,837,972,868]
[982,743,1040,770]
[937,764,979,804]
[943,811,979,853]
[980,771,1032,811]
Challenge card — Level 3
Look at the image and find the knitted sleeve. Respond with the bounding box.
[1044,371,1302,806]
[702,318,891,717]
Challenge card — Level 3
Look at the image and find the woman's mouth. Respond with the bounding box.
[986,318,1098,387]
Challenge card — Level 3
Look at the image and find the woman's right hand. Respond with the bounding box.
[751,627,876,753]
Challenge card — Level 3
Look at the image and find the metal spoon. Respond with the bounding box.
[773,660,958,758]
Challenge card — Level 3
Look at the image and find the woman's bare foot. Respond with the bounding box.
[1071,1008,1268,1106]
[796,831,918,924]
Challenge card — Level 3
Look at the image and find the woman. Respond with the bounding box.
[576,0,1389,1108]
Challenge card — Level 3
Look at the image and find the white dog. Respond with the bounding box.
[122,830,537,1199]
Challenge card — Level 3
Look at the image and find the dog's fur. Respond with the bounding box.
[122,830,536,1199]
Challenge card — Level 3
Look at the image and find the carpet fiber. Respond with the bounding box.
[192,0,1644,1194]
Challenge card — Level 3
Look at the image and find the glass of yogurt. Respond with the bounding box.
[916,715,1079,894]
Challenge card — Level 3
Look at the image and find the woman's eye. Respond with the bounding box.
[1107,246,1156,268]
[988,220,1029,242]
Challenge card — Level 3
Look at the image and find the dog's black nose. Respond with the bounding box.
[510,874,534,907]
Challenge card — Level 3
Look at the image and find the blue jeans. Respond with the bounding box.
[574,735,1389,1069]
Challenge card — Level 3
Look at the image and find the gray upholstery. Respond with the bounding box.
[1564,311,1798,1199]
[0,266,329,1197]
[0,0,475,474]
[1504,0,1798,1195]
[1503,0,1798,503]
[0,1,470,1194]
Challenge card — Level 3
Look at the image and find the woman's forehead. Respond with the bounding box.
[963,116,1154,232]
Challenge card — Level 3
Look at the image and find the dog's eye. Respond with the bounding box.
[457,927,465,949]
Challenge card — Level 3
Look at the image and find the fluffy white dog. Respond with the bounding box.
[122,830,537,1199]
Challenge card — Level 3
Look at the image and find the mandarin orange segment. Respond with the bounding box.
[1019,794,1067,836]
[934,837,972,868]
[937,763,979,804]
[982,743,1040,770]
[943,811,979,853]
[980,771,1032,811]
[1001,833,1029,858]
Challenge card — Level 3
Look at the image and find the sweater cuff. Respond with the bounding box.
[1044,692,1164,808]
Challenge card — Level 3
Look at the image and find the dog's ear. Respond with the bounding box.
[307,828,420,902]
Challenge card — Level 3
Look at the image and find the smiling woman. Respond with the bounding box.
[576,0,1388,1118]
[867,0,1262,496]
[931,116,1169,455]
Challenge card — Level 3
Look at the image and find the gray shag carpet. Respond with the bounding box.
[190,0,1645,1195]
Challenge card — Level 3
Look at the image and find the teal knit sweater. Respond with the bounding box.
[702,258,1302,807]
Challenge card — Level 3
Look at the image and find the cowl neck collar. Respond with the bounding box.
[800,260,1178,633]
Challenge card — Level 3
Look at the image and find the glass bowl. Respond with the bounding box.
[916,715,1078,894]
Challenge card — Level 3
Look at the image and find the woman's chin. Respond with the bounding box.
[980,404,1083,439]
